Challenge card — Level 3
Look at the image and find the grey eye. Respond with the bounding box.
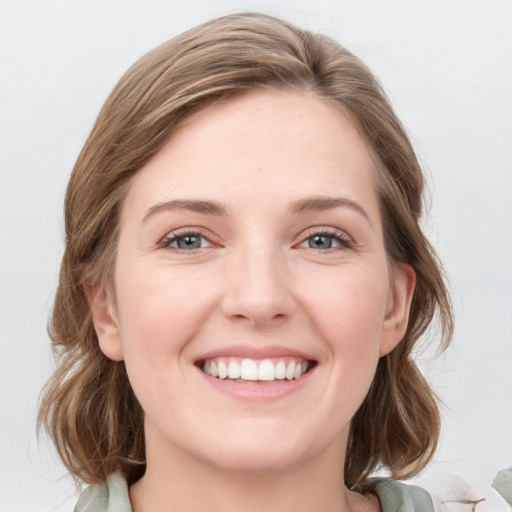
[308,235,334,249]
[175,235,203,250]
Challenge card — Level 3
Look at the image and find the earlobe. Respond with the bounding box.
[85,282,124,361]
[379,263,416,357]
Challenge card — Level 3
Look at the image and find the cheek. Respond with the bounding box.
[300,264,389,390]
[112,262,213,412]
[305,266,389,343]
[113,259,215,361]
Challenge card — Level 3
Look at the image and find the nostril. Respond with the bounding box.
[221,271,295,325]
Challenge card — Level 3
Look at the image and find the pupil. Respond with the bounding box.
[310,235,332,249]
[177,235,201,249]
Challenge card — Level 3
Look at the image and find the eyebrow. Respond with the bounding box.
[143,195,371,225]
[143,199,228,222]
[290,196,372,226]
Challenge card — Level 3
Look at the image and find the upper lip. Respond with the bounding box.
[195,344,317,363]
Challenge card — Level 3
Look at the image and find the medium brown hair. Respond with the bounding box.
[38,12,453,490]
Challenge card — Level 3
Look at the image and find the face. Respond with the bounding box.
[91,90,414,475]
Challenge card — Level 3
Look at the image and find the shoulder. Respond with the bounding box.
[72,469,512,512]
[375,468,512,512]
[375,479,435,512]
[74,472,132,512]
[75,475,434,512]
[493,466,512,506]
[75,476,433,512]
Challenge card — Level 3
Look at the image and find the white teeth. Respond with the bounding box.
[275,361,286,380]
[218,361,228,379]
[202,357,310,382]
[258,360,275,381]
[285,361,296,380]
[240,359,258,380]
[228,361,241,379]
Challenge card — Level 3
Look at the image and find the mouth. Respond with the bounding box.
[195,357,317,383]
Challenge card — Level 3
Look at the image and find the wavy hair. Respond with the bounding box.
[38,12,453,490]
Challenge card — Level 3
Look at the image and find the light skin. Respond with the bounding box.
[90,90,415,512]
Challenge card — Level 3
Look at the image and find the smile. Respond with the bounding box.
[200,357,313,382]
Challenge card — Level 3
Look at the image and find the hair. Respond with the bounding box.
[38,12,453,491]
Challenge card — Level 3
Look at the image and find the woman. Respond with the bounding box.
[37,12,510,512]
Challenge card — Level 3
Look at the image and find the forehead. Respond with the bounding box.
[122,89,379,220]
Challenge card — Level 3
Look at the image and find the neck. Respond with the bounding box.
[129,428,379,512]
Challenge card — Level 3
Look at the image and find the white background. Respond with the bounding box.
[1,1,511,510]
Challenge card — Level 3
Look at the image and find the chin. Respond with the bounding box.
[202,443,309,474]
[190,422,332,474]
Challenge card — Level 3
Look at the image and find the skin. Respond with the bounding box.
[90,90,415,512]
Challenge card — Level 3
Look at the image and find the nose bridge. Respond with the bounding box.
[222,238,293,324]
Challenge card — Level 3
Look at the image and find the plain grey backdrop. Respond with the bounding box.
[1,0,511,510]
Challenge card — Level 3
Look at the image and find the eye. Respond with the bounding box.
[298,229,352,251]
[160,230,212,251]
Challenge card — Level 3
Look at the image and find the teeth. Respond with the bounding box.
[285,361,295,381]
[202,357,310,382]
[228,361,241,379]
[218,361,228,379]
[258,360,275,381]
[275,361,286,380]
[240,359,258,380]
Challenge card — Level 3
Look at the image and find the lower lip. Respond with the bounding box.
[196,366,314,402]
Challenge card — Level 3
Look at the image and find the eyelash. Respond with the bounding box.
[297,228,353,252]
[159,228,212,252]
[158,227,353,253]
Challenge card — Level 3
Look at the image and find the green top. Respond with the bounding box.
[493,467,512,506]
[74,467,512,512]
[74,472,435,512]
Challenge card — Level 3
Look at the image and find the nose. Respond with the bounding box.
[221,244,295,327]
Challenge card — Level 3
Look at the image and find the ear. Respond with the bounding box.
[379,263,416,357]
[85,282,124,361]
